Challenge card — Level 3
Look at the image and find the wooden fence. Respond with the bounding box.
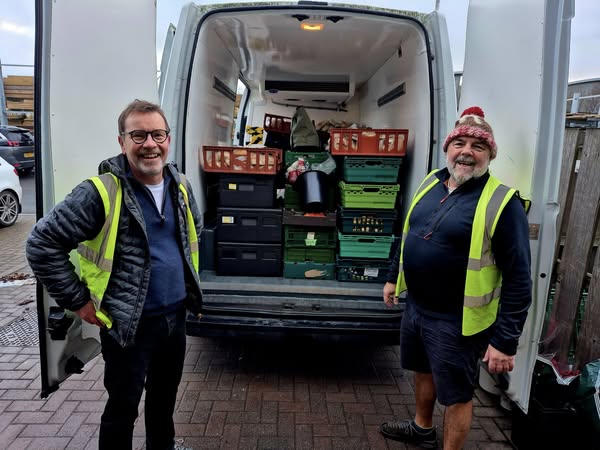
[543,127,600,373]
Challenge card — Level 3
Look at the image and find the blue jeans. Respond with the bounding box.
[99,307,186,450]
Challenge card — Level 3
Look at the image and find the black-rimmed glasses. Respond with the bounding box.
[121,129,170,144]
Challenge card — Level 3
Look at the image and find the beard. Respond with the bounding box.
[447,156,488,186]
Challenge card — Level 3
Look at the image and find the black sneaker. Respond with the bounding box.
[379,420,438,449]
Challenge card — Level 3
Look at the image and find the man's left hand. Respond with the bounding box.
[482,345,514,374]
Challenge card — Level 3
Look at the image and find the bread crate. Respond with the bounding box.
[330,128,408,156]
[264,113,292,134]
[202,146,282,174]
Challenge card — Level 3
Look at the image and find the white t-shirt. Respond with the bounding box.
[145,180,165,211]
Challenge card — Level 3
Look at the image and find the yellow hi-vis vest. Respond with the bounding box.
[395,170,519,336]
[77,173,200,328]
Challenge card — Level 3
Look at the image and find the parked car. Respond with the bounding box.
[0,156,23,227]
[0,125,35,175]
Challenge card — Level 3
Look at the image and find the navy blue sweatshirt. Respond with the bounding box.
[387,169,531,355]
[129,171,187,315]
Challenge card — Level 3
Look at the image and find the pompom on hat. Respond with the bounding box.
[443,106,497,158]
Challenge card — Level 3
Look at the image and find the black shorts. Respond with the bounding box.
[400,301,491,406]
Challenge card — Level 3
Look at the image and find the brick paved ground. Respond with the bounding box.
[0,214,516,449]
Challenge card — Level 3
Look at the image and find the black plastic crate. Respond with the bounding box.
[217,207,282,243]
[216,242,282,276]
[217,174,276,208]
[338,207,397,235]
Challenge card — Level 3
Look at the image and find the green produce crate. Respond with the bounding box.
[336,258,390,283]
[339,181,399,209]
[284,246,335,263]
[338,207,396,235]
[284,225,336,248]
[285,151,330,167]
[338,232,395,259]
[342,157,402,183]
[283,261,335,280]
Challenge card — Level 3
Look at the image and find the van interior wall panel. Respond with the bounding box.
[358,24,431,219]
[186,25,240,214]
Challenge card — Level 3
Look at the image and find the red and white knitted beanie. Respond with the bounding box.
[443,106,497,158]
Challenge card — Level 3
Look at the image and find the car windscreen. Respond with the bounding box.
[0,129,34,145]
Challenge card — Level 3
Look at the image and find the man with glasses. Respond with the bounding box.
[27,99,202,450]
[379,107,532,450]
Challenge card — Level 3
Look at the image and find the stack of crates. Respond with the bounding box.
[282,145,338,279]
[282,211,337,280]
[330,128,408,283]
[202,145,284,276]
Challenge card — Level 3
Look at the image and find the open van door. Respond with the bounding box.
[34,0,158,397]
[459,0,573,412]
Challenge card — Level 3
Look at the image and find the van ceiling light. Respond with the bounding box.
[301,23,324,31]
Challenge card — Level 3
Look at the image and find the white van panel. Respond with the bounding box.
[461,0,573,412]
[45,0,158,207]
[38,0,158,396]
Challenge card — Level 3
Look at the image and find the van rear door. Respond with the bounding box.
[459,0,574,412]
[35,0,158,397]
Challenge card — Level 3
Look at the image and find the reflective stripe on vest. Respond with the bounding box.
[178,174,200,273]
[77,173,200,313]
[394,172,516,336]
[77,174,122,312]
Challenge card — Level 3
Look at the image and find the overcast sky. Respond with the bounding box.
[1,0,598,82]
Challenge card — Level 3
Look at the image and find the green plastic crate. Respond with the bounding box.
[342,157,402,183]
[283,261,335,280]
[285,225,336,248]
[336,258,390,283]
[285,151,330,167]
[339,181,399,209]
[284,246,335,263]
[337,232,394,259]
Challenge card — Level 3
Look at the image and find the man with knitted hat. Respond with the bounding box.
[380,107,531,449]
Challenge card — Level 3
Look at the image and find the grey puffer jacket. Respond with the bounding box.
[26,154,203,347]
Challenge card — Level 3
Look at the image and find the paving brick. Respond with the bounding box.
[241,423,277,437]
[19,423,62,437]
[205,411,227,436]
[221,423,241,448]
[0,424,25,448]
[295,424,313,450]
[257,436,294,449]
[313,424,348,437]
[260,400,278,424]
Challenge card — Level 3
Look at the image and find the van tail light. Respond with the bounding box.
[13,168,19,176]
[7,140,19,147]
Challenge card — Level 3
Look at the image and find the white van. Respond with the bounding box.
[34,0,573,416]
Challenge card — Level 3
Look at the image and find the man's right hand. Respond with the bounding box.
[383,282,398,307]
[74,301,105,328]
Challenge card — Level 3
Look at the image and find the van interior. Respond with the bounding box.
[177,5,441,338]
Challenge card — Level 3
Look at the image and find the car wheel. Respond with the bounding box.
[0,190,20,227]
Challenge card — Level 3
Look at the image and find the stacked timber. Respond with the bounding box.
[3,75,34,131]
